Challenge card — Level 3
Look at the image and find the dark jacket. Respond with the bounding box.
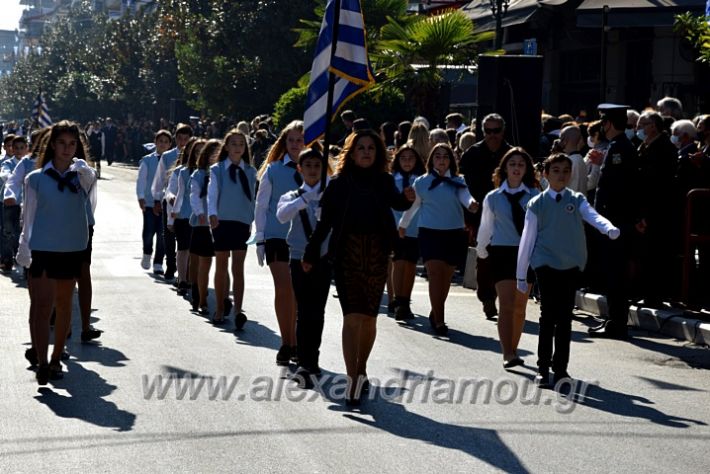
[304,167,411,264]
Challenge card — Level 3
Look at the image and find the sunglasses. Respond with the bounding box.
[484,127,503,135]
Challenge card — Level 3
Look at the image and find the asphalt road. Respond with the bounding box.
[1,163,709,473]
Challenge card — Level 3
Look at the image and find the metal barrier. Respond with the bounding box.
[681,188,710,304]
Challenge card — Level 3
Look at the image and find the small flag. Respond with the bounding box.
[303,0,375,146]
[31,92,52,129]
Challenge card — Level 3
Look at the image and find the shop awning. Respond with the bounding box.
[461,0,568,31]
[576,0,708,28]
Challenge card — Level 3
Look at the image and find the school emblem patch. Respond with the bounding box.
[565,203,576,213]
[612,153,622,165]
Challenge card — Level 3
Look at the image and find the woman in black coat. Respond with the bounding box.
[303,129,414,405]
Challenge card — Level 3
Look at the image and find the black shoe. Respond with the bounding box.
[37,364,50,385]
[434,324,449,336]
[483,300,498,320]
[164,271,175,282]
[276,345,291,366]
[49,359,64,380]
[345,396,361,407]
[553,371,572,386]
[534,371,551,389]
[395,299,413,321]
[234,312,247,331]
[49,309,56,328]
[60,350,70,360]
[211,313,226,325]
[387,301,397,315]
[293,367,315,389]
[290,346,299,365]
[190,284,199,311]
[81,327,103,342]
[503,357,524,369]
[428,311,435,328]
[176,282,189,296]
[223,298,233,317]
[199,305,210,316]
[24,348,38,368]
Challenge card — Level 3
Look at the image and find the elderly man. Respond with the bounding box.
[459,113,511,319]
[657,96,684,120]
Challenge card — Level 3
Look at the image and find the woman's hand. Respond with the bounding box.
[403,187,415,202]
[468,201,479,213]
[301,260,313,273]
[398,227,406,239]
[209,215,219,229]
[198,214,207,226]
[138,199,146,211]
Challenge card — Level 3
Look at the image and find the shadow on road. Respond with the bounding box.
[34,360,136,432]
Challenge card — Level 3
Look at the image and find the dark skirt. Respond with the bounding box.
[80,225,94,265]
[418,227,468,266]
[30,250,83,280]
[174,218,191,251]
[488,245,534,284]
[392,236,419,263]
[189,226,214,257]
[265,238,290,264]
[334,233,389,317]
[212,220,250,252]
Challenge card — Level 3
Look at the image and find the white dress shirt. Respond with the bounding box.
[189,171,207,218]
[475,181,530,259]
[515,188,620,281]
[151,147,178,202]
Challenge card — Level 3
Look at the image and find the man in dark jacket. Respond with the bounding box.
[459,113,511,319]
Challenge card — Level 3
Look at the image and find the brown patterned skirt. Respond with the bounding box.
[334,233,389,317]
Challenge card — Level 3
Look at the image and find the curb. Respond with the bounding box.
[575,291,710,346]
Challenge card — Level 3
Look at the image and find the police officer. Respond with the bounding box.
[588,104,641,339]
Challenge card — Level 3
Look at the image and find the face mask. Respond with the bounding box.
[636,129,646,141]
[625,129,635,140]
[587,137,595,149]
[670,135,680,146]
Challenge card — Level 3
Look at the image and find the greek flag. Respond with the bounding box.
[303,0,375,146]
[31,93,52,129]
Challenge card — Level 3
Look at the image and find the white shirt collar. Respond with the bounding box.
[500,181,530,193]
[42,160,72,176]
[222,159,245,170]
[432,169,452,178]
[283,154,294,166]
[546,188,566,200]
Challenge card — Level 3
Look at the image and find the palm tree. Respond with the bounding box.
[376,9,493,123]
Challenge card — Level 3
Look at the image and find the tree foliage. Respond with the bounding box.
[675,12,710,63]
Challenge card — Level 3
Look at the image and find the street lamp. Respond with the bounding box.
[489,0,510,50]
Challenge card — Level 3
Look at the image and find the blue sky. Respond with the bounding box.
[0,1,25,32]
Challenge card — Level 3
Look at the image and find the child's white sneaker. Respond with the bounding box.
[141,254,151,270]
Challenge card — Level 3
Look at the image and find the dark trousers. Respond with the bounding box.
[1,204,20,265]
[535,266,580,374]
[161,199,177,274]
[290,258,332,370]
[142,207,165,264]
[476,255,497,303]
[598,235,631,329]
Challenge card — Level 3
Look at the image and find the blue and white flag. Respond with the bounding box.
[31,92,52,129]
[303,0,375,146]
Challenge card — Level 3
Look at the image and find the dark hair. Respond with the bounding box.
[341,110,356,122]
[335,129,388,175]
[217,129,252,165]
[352,118,371,132]
[196,139,221,170]
[493,147,539,188]
[175,123,194,137]
[390,144,425,175]
[155,129,172,143]
[446,128,457,148]
[543,153,572,173]
[38,120,87,168]
[395,121,412,148]
[298,147,323,165]
[3,134,16,145]
[12,135,28,146]
[587,120,607,144]
[380,121,397,148]
[425,143,459,176]
[186,138,207,171]
[31,128,52,158]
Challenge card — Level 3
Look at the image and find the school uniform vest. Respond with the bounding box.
[189,169,209,227]
[161,148,179,173]
[485,187,539,246]
[412,173,467,230]
[528,189,587,271]
[283,188,330,260]
[141,152,159,204]
[210,161,257,225]
[264,158,301,239]
[27,169,89,252]
[392,172,420,238]
[176,167,192,219]
[15,158,36,204]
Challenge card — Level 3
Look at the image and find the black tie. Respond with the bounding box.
[555,193,562,203]
[200,174,209,198]
[228,163,252,201]
[285,160,303,187]
[401,172,411,189]
[429,174,467,190]
[503,190,526,236]
[296,189,314,240]
[45,168,79,193]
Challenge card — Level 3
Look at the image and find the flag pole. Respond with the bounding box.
[320,0,342,192]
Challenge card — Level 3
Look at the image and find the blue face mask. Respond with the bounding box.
[670,135,680,146]
[625,129,635,140]
[636,129,646,141]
